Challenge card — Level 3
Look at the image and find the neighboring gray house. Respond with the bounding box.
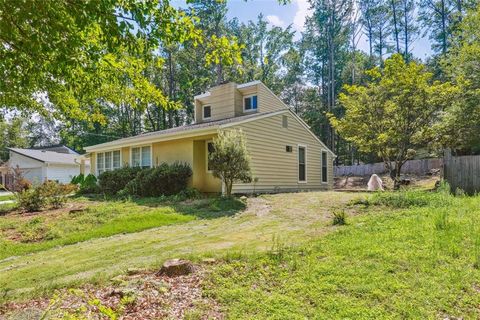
[3,146,90,185]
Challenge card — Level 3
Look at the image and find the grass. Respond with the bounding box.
[0,191,359,303]
[3,188,480,318]
[0,194,14,202]
[204,190,480,319]
[0,197,244,261]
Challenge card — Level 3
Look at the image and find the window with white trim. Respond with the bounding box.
[96,150,121,175]
[97,153,104,175]
[322,151,328,183]
[298,146,306,182]
[132,146,151,169]
[244,95,258,112]
[203,105,211,119]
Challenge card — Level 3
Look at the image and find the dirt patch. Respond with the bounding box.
[0,265,222,320]
[334,174,440,191]
[246,197,271,217]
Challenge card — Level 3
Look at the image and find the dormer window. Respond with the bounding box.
[203,105,211,120]
[244,95,258,112]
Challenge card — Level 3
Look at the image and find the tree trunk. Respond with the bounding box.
[402,0,409,60]
[440,0,447,54]
[391,0,401,53]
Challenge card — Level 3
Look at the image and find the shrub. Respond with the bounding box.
[71,174,85,185]
[123,162,192,197]
[16,188,46,212]
[74,173,100,194]
[16,181,76,212]
[38,180,76,208]
[332,210,347,225]
[98,167,142,195]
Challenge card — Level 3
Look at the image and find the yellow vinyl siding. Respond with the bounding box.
[257,83,288,113]
[228,112,333,193]
[90,134,222,193]
[195,83,235,123]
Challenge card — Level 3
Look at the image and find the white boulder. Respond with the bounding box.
[367,174,384,191]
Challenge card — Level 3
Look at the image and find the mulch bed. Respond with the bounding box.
[1,265,223,320]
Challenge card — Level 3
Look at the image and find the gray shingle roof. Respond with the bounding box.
[8,148,80,165]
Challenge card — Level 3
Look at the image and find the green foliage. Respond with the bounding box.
[123,163,192,197]
[0,118,29,162]
[332,210,347,225]
[98,167,142,196]
[331,54,457,185]
[0,0,241,122]
[209,129,252,196]
[16,188,46,212]
[366,189,453,208]
[76,174,99,194]
[71,174,84,185]
[16,181,76,212]
[39,180,77,209]
[436,5,480,154]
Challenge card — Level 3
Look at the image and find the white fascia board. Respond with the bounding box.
[236,80,261,89]
[194,92,211,99]
[219,110,289,128]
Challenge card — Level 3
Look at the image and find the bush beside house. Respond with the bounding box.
[95,163,192,198]
[97,167,142,195]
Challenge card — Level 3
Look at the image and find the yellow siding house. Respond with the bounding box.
[84,81,335,194]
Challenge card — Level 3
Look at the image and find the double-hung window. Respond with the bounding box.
[97,153,105,175]
[298,146,306,183]
[322,151,328,183]
[244,95,258,112]
[96,150,121,175]
[131,146,151,169]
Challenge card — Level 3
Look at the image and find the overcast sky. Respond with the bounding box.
[171,0,433,60]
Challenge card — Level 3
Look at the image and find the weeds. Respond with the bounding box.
[434,210,449,231]
[332,210,347,225]
[269,234,288,263]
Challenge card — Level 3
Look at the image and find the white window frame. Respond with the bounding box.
[321,150,328,184]
[243,94,258,113]
[203,105,212,120]
[96,149,122,176]
[130,144,153,169]
[298,144,307,183]
[206,140,214,173]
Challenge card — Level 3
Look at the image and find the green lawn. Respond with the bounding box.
[0,194,14,202]
[0,191,357,304]
[1,189,480,319]
[205,190,480,319]
[0,201,196,260]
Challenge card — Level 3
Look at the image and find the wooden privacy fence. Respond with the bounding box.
[334,158,443,176]
[443,152,480,195]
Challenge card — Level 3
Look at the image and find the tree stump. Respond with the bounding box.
[158,259,194,277]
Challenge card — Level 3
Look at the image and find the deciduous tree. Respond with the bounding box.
[209,129,252,197]
[330,54,456,188]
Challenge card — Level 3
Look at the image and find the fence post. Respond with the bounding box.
[443,148,451,180]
